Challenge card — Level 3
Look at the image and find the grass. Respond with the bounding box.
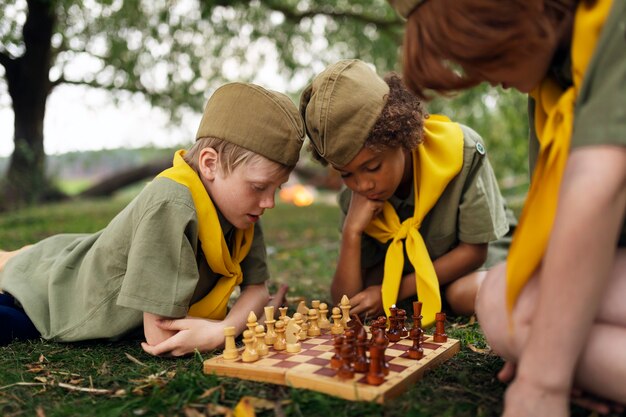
[0,194,598,417]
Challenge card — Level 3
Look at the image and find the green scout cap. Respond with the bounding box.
[388,0,425,18]
[299,59,389,168]
[196,82,305,166]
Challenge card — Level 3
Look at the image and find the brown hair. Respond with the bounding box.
[307,73,426,165]
[184,137,291,176]
[402,0,576,99]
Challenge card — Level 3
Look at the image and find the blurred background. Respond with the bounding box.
[0,0,529,212]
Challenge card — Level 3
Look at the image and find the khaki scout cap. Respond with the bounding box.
[387,0,425,18]
[300,59,389,168]
[196,82,305,166]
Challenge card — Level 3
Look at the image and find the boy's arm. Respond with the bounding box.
[143,312,178,346]
[332,192,384,305]
[141,283,269,357]
[503,146,626,416]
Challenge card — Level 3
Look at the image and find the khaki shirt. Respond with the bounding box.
[529,0,626,243]
[0,178,268,341]
[339,125,511,273]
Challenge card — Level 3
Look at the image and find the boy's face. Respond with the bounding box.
[204,152,290,229]
[335,146,411,201]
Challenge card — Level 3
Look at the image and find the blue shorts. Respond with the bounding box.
[0,292,40,345]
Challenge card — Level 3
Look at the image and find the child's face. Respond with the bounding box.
[206,155,290,229]
[335,146,410,201]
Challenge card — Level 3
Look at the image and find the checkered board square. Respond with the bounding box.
[203,327,460,403]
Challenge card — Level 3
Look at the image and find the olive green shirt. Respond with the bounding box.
[0,178,269,341]
[339,125,512,273]
[528,0,626,243]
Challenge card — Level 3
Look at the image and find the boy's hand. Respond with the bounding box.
[350,285,384,318]
[344,193,384,236]
[141,317,225,357]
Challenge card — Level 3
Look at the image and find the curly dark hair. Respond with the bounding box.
[364,73,427,153]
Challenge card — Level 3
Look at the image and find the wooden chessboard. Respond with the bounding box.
[203,328,460,403]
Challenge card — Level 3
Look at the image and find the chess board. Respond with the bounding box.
[203,328,460,403]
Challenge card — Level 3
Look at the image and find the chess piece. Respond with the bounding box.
[278,306,289,323]
[222,326,240,361]
[433,312,448,343]
[273,320,287,351]
[246,311,258,335]
[376,316,390,375]
[366,336,386,385]
[413,301,426,341]
[330,334,344,369]
[285,319,302,353]
[318,302,331,330]
[353,331,370,373]
[339,295,351,328]
[387,304,401,342]
[264,306,277,345]
[255,324,269,356]
[407,324,424,360]
[330,307,343,335]
[307,309,321,337]
[311,300,321,311]
[296,300,309,317]
[398,309,408,338]
[241,330,259,363]
[337,342,355,379]
[292,312,307,341]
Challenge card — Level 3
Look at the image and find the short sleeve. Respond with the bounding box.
[457,128,510,244]
[572,1,626,148]
[117,200,200,318]
[239,222,269,286]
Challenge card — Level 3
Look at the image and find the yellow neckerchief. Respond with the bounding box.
[505,0,613,315]
[157,150,254,319]
[364,115,464,326]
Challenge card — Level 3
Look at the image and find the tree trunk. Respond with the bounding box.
[1,0,58,210]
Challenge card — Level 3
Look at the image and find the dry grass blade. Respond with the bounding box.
[125,353,148,367]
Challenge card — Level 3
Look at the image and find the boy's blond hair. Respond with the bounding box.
[184,136,292,177]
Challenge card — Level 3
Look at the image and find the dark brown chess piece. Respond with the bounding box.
[337,342,355,379]
[413,301,426,341]
[408,311,424,360]
[433,312,448,343]
[330,334,344,369]
[353,331,370,373]
[366,332,386,385]
[387,305,401,342]
[398,309,408,338]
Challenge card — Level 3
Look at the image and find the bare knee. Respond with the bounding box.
[445,270,487,316]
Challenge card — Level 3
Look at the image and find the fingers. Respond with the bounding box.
[155,318,188,331]
[141,336,187,357]
[497,361,517,383]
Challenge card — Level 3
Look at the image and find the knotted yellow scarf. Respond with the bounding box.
[505,0,613,314]
[364,115,464,326]
[157,150,254,319]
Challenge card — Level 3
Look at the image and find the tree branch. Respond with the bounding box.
[266,1,402,29]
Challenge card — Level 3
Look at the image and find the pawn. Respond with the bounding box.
[307,309,321,337]
[407,324,424,360]
[264,306,277,345]
[330,334,344,369]
[311,300,321,311]
[366,339,385,386]
[353,331,369,373]
[433,312,448,343]
[330,306,344,335]
[222,326,240,361]
[398,309,408,338]
[273,320,287,351]
[255,325,269,356]
[241,329,259,363]
[337,343,355,380]
[318,302,331,330]
[339,295,351,328]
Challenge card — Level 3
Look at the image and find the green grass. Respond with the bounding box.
[0,196,598,416]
